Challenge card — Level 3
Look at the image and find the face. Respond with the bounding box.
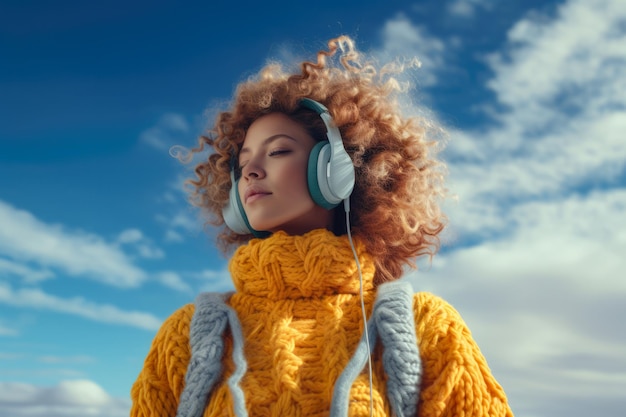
[237,112,333,235]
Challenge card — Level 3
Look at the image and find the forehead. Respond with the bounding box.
[242,113,311,145]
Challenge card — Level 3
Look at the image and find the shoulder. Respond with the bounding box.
[131,303,197,414]
[150,303,196,349]
[412,292,466,325]
[164,303,195,328]
[411,292,513,416]
[411,291,473,352]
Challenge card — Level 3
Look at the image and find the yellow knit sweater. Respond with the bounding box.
[131,229,513,416]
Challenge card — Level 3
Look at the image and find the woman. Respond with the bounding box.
[131,35,513,417]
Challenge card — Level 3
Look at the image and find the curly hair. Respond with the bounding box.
[183,35,447,283]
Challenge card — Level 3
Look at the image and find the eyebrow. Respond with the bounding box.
[238,134,298,157]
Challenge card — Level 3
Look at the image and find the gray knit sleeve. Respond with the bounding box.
[176,292,248,417]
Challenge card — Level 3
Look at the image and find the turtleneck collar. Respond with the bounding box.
[229,229,376,300]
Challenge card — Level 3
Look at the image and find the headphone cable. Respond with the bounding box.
[344,198,374,417]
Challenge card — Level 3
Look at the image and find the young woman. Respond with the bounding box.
[131,36,513,417]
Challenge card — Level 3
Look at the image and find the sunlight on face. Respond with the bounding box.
[237,113,333,235]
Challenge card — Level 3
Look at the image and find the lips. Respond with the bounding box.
[244,185,271,204]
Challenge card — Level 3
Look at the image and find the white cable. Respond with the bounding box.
[344,198,374,417]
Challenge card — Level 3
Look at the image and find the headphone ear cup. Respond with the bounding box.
[222,176,253,234]
[307,141,341,209]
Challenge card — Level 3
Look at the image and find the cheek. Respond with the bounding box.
[282,164,311,197]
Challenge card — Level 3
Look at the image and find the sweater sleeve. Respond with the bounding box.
[413,293,513,417]
[130,304,195,417]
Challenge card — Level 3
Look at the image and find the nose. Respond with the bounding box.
[240,158,265,180]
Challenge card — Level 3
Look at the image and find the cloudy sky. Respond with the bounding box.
[1,0,625,416]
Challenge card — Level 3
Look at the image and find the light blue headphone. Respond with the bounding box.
[222,98,355,236]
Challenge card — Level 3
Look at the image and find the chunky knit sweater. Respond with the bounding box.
[131,229,513,417]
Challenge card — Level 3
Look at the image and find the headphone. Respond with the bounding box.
[222,98,355,236]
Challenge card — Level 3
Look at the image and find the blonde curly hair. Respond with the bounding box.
[185,35,447,283]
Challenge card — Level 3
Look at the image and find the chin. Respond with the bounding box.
[251,222,320,236]
[249,209,332,236]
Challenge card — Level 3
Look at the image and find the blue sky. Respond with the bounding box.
[1,0,626,416]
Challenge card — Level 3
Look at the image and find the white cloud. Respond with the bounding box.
[193,268,233,293]
[135,244,164,259]
[447,0,492,18]
[140,112,190,151]
[0,324,18,337]
[161,190,179,204]
[156,271,191,293]
[156,207,204,244]
[447,108,626,205]
[170,210,202,231]
[442,0,626,241]
[37,355,95,364]
[408,190,626,414]
[116,228,165,260]
[164,229,184,242]
[485,0,626,129]
[420,189,626,295]
[0,283,161,331]
[0,257,54,284]
[402,0,626,414]
[1,367,85,379]
[433,0,626,325]
[375,14,446,87]
[116,229,143,244]
[0,200,146,288]
[0,380,130,417]
[155,173,206,243]
[153,267,233,294]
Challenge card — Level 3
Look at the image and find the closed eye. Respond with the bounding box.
[269,149,291,157]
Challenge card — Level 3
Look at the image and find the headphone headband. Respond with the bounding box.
[299,97,329,114]
[299,98,355,204]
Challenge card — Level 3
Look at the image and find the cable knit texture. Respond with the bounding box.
[131,229,513,417]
